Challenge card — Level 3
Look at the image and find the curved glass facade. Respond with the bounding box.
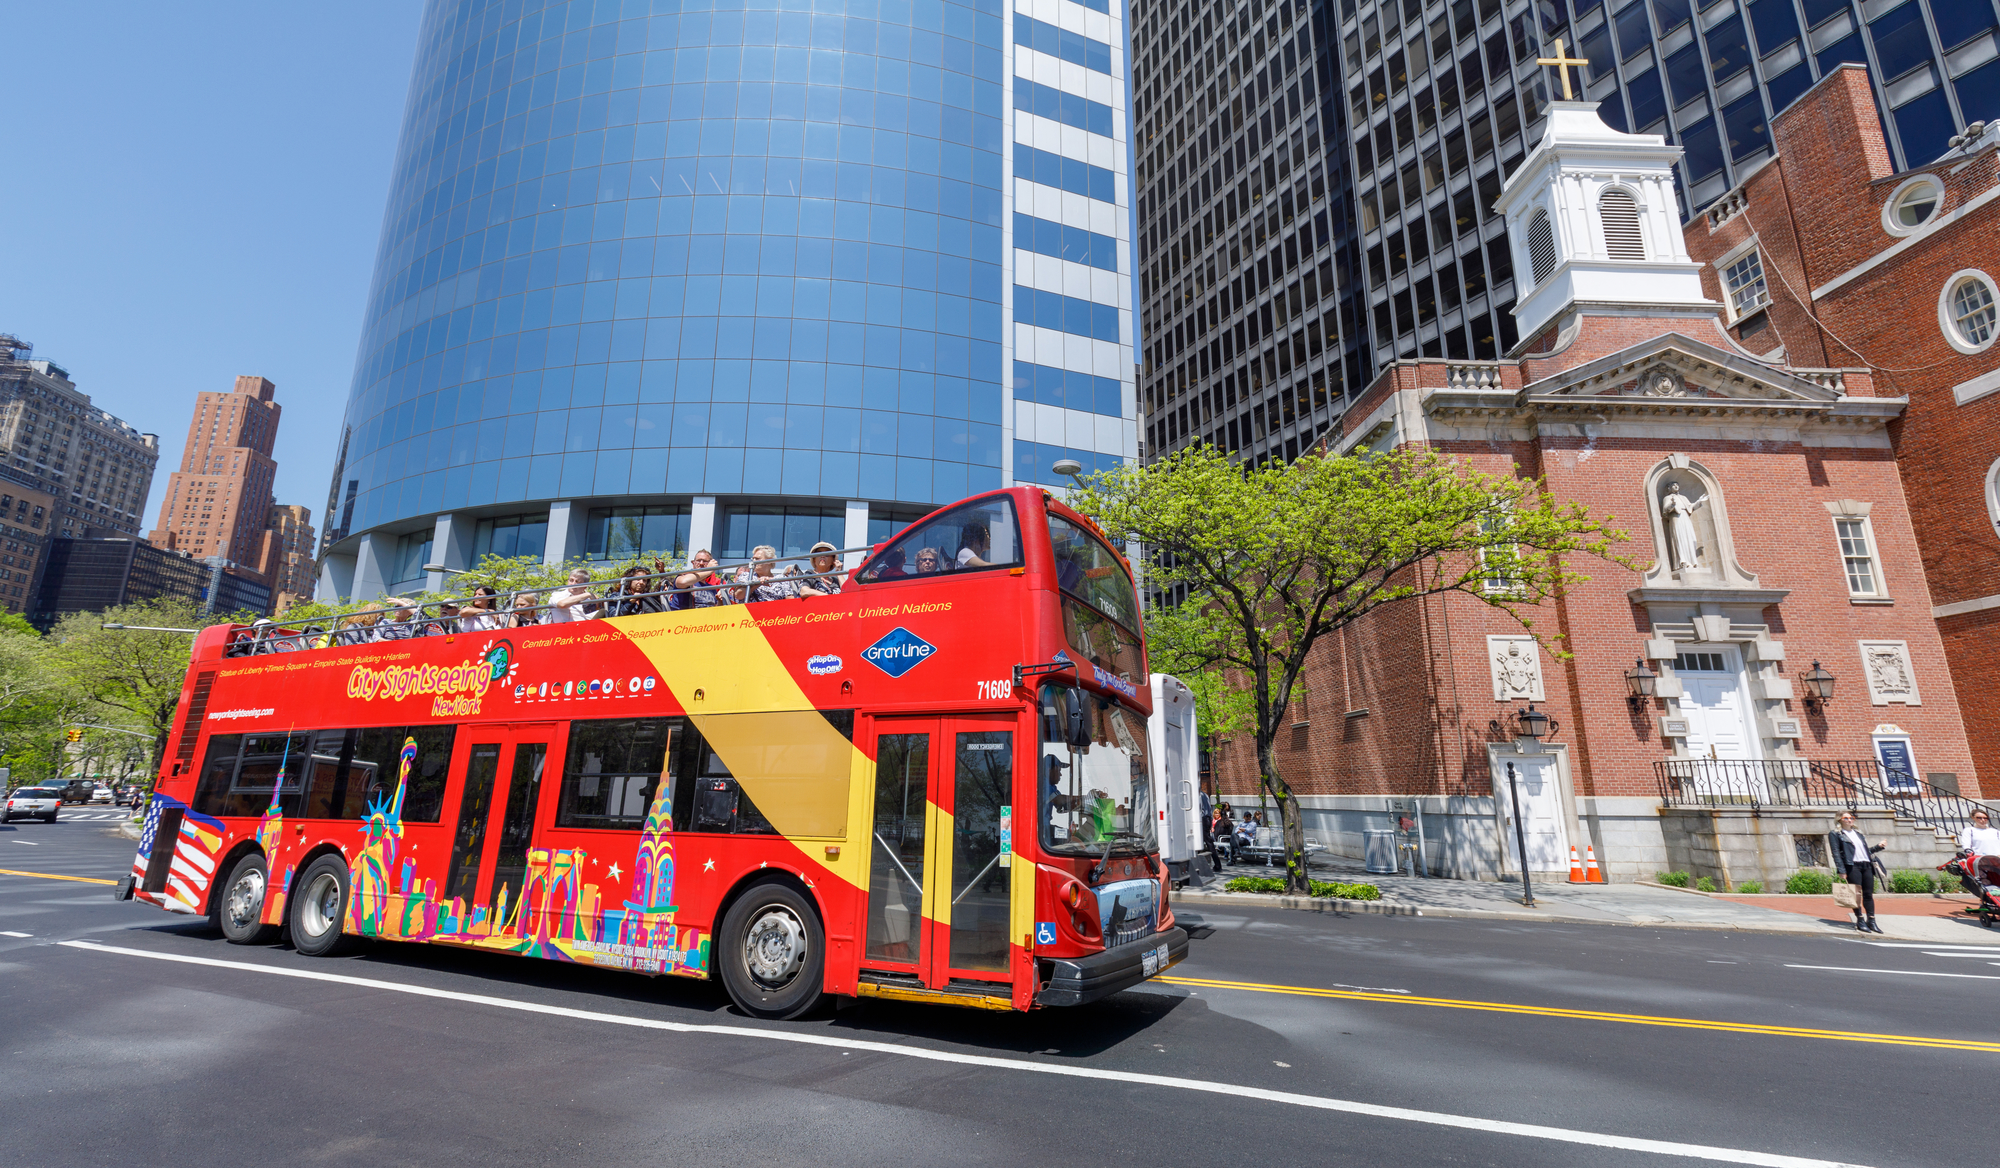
[323,0,1136,599]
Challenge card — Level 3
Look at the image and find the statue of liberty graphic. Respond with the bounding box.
[348,737,417,937]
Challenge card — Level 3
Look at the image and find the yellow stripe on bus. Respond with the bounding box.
[1158,975,2000,1052]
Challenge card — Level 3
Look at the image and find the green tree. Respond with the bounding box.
[1072,444,1627,891]
[48,598,235,766]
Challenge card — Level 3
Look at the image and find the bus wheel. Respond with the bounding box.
[214,853,281,945]
[289,855,356,957]
[718,881,825,1020]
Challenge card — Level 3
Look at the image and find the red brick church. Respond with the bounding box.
[1211,68,2000,888]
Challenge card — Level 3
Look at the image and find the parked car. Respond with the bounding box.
[2,787,60,823]
[90,785,114,804]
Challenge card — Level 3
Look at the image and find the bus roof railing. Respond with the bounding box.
[230,544,887,655]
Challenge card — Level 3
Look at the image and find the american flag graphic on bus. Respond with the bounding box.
[132,795,228,915]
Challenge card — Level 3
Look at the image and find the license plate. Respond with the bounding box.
[1141,942,1169,977]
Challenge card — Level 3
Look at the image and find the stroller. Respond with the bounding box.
[1940,850,2000,927]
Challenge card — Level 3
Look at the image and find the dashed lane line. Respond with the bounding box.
[58,939,1869,1168]
[1785,963,2000,981]
[0,868,119,886]
[1159,974,2000,1053]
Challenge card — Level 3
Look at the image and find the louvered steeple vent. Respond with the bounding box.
[1492,102,1713,350]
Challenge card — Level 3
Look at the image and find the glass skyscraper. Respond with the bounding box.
[319,0,1137,601]
[1132,0,1998,466]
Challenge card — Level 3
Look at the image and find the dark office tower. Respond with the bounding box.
[319,0,1142,602]
[1132,0,1367,465]
[1135,0,2000,460]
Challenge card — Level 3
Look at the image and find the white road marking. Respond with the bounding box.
[1851,941,1998,951]
[61,939,1871,1168]
[0,931,31,938]
[1787,963,2000,980]
[11,841,38,845]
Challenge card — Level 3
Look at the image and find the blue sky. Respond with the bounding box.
[2,3,424,532]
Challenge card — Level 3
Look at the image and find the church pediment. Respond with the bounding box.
[1523,334,1844,404]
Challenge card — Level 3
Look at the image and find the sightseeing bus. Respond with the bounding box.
[119,487,1186,1017]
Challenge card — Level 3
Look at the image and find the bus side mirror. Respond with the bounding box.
[1066,690,1090,751]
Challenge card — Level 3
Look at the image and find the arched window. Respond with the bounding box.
[1600,189,1645,260]
[1527,209,1557,284]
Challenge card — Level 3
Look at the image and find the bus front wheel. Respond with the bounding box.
[289,855,356,957]
[718,880,825,1020]
[214,853,281,945]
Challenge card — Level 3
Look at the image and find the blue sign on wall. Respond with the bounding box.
[1876,737,1918,791]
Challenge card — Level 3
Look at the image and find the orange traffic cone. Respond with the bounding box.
[1584,845,1606,883]
[1567,845,1587,883]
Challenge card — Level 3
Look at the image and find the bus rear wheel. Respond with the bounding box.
[214,853,281,945]
[289,855,356,957]
[718,881,825,1020]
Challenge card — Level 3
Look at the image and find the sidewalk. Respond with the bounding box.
[1175,854,2000,943]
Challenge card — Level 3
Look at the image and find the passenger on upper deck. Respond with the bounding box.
[421,602,461,637]
[377,599,420,640]
[547,569,599,623]
[668,549,731,609]
[871,547,909,580]
[795,542,844,598]
[508,591,540,628]
[335,606,382,646]
[912,547,944,574]
[608,563,666,617]
[460,587,504,632]
[741,545,800,604]
[957,523,994,569]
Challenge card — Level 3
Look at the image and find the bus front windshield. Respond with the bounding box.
[1038,683,1155,857]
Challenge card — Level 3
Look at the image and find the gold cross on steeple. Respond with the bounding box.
[1536,37,1589,101]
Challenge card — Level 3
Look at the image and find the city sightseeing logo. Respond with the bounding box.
[346,642,517,719]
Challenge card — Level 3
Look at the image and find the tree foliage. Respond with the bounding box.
[1071,444,1628,889]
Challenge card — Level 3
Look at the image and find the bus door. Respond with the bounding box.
[443,723,559,937]
[862,715,1016,990]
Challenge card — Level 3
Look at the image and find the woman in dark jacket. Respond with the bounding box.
[1828,811,1887,933]
[606,563,665,617]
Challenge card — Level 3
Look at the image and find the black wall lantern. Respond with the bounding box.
[1801,661,1836,712]
[1624,659,1657,707]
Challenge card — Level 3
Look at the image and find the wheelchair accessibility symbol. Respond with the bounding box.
[1034,921,1057,945]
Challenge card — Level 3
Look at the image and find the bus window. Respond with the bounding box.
[1046,514,1140,631]
[347,727,454,823]
[856,496,1022,583]
[191,732,309,818]
[1037,683,1155,856]
[555,717,678,830]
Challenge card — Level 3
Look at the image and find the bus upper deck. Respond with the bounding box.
[124,487,1187,1016]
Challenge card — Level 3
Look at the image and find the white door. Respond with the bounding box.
[1498,753,1569,873]
[1677,650,1766,799]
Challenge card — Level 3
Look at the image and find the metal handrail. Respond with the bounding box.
[1653,757,1996,838]
[229,543,880,656]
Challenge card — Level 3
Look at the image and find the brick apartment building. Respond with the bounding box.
[148,375,284,606]
[1209,72,1991,888]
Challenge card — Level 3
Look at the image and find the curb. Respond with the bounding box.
[1635,879,1970,902]
[117,820,141,841]
[1174,888,1844,936]
[1173,890,1418,916]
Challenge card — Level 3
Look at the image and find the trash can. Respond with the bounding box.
[1364,828,1398,874]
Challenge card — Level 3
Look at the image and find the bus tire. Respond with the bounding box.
[289,854,356,957]
[214,853,281,945]
[717,880,826,1020]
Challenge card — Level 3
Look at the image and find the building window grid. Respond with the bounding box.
[1136,0,1339,461]
[1950,276,1998,348]
[1834,516,1881,597]
[1722,245,1769,319]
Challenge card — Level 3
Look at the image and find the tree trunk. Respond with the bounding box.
[1255,733,1309,893]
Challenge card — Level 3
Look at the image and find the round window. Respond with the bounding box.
[1940,271,1999,354]
[1880,176,1944,235]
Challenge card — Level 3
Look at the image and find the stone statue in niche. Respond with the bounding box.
[1660,480,1708,571]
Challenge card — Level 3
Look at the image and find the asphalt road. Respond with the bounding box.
[1,816,1988,1168]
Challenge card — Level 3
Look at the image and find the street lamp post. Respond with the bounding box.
[1505,703,1557,909]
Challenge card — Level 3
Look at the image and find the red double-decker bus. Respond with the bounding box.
[121,487,1186,1016]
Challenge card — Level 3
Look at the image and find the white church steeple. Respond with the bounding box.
[1493,101,1713,348]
